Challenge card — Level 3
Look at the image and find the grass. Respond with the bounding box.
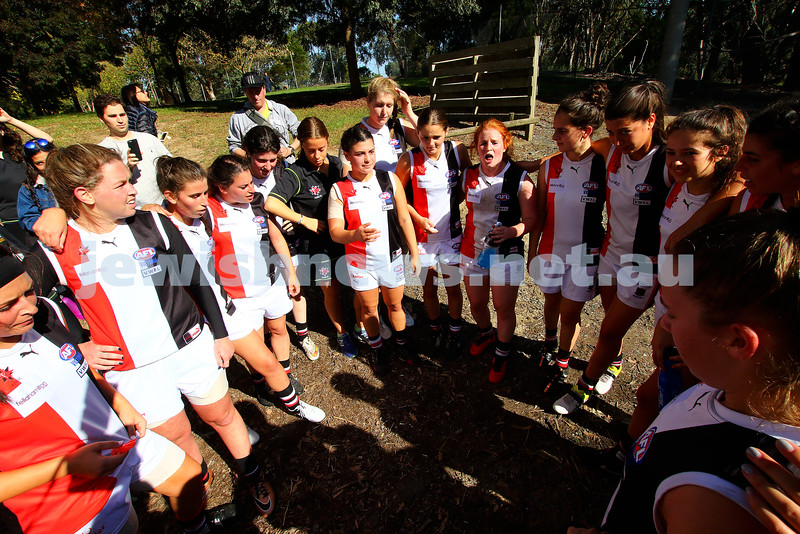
[24,78,429,168]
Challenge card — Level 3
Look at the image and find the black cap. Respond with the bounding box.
[241,72,265,90]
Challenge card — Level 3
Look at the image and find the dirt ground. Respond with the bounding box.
[127,100,659,533]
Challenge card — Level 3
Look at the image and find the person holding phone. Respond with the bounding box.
[94,94,171,207]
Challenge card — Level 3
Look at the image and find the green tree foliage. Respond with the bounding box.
[0,0,128,113]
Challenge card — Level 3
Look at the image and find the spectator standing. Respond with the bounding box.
[0,107,53,248]
[121,83,159,138]
[94,94,171,206]
[228,72,300,163]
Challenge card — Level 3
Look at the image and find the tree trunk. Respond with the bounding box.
[385,25,407,77]
[344,18,362,95]
[657,0,691,101]
[166,43,193,103]
[70,87,81,112]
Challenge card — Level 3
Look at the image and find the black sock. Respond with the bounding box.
[296,322,308,340]
[611,355,623,368]
[449,317,462,333]
[495,340,510,358]
[577,373,597,392]
[395,328,407,346]
[251,373,265,385]
[279,359,291,374]
[369,335,383,350]
[235,454,259,477]
[479,325,493,337]
[556,348,571,369]
[178,510,206,533]
[544,328,558,351]
[429,321,442,332]
[276,384,299,413]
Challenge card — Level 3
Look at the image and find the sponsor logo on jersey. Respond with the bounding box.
[78,245,90,255]
[581,181,600,203]
[394,264,403,273]
[319,266,330,276]
[60,343,88,377]
[253,215,269,235]
[133,247,156,261]
[0,367,21,395]
[634,183,653,206]
[133,247,162,277]
[633,427,656,464]
[380,191,394,210]
[59,344,77,361]
[495,193,511,212]
[310,185,322,197]
[182,324,202,344]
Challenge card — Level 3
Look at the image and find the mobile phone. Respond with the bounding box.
[127,139,142,161]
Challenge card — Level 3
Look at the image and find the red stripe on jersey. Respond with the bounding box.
[411,150,431,244]
[600,148,623,257]
[208,197,246,299]
[0,401,115,534]
[337,181,368,268]
[462,167,480,259]
[538,155,563,256]
[740,190,771,212]
[664,182,683,210]
[53,228,135,370]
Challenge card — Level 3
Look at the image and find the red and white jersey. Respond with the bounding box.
[41,212,225,370]
[361,118,405,173]
[169,215,238,325]
[736,190,785,213]
[462,162,527,260]
[329,170,403,268]
[601,145,670,264]
[0,300,134,534]
[207,192,274,299]
[405,141,463,243]
[658,182,711,255]
[537,152,606,259]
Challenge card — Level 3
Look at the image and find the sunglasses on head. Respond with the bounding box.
[23,138,53,156]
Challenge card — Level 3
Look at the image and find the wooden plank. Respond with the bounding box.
[429,57,533,78]
[432,96,533,109]
[526,36,541,140]
[430,37,536,63]
[446,117,538,138]
[430,76,534,95]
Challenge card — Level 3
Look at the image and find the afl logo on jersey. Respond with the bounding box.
[581,181,599,203]
[389,138,401,147]
[633,427,656,464]
[133,247,162,277]
[380,191,394,210]
[634,183,653,206]
[446,170,457,179]
[133,247,156,261]
[59,344,77,361]
[495,193,511,201]
[253,216,266,224]
[495,193,511,212]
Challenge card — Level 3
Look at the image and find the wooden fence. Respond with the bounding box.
[429,37,541,139]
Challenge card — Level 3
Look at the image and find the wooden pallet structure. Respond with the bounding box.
[429,36,541,139]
